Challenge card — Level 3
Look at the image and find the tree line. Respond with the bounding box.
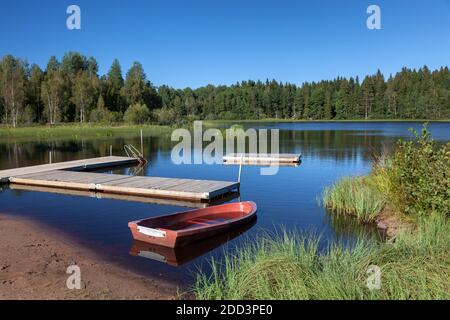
[1,52,449,127]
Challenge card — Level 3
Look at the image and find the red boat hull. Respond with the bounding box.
[128,201,257,248]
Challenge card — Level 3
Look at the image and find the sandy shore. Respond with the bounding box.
[0,214,178,300]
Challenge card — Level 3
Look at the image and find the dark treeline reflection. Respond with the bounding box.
[0,129,403,170]
[0,135,173,170]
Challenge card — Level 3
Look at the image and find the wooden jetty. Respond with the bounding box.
[0,156,239,202]
[9,171,239,201]
[0,156,139,184]
[9,184,239,208]
[223,153,301,165]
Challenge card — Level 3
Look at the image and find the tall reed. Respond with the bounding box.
[194,215,449,300]
[323,176,386,223]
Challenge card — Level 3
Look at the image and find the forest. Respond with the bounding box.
[1,52,449,127]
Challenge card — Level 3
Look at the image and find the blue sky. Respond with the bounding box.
[1,0,450,88]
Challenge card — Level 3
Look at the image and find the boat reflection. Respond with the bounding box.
[129,217,256,266]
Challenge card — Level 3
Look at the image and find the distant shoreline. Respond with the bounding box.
[1,119,449,141]
[0,124,171,141]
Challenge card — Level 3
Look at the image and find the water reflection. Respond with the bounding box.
[130,218,257,267]
[1,122,447,171]
[324,208,384,242]
[1,122,449,284]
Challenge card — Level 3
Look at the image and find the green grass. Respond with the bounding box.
[193,124,449,300]
[0,123,171,141]
[193,214,450,300]
[323,125,449,223]
[323,176,386,223]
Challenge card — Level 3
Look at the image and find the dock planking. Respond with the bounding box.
[0,156,139,184]
[9,170,239,201]
[223,153,301,164]
[1,156,240,202]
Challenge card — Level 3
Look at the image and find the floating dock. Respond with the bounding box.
[9,170,239,201]
[9,184,239,208]
[223,153,301,165]
[0,156,239,202]
[0,156,139,183]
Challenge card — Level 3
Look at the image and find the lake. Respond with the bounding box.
[0,121,449,286]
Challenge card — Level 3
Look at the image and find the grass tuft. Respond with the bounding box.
[193,215,450,300]
[323,176,386,223]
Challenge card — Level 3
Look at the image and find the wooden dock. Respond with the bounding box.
[1,156,240,202]
[0,156,139,184]
[9,184,239,208]
[223,153,301,165]
[8,169,239,202]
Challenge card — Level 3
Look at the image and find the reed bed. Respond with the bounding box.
[193,214,449,300]
[323,177,386,223]
[0,124,171,141]
[194,125,449,300]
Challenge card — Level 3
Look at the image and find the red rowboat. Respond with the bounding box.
[128,201,257,248]
[129,218,256,266]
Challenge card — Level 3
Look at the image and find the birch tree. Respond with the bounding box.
[0,55,26,127]
[71,71,97,123]
[41,70,65,124]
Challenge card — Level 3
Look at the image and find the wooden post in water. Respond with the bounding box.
[238,153,244,192]
[140,129,144,157]
[49,151,52,164]
[110,145,113,156]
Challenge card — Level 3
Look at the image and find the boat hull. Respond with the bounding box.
[128,201,257,248]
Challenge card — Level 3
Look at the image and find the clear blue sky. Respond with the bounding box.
[1,0,450,88]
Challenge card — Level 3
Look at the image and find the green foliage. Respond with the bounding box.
[0,55,27,127]
[89,108,120,124]
[194,214,450,300]
[71,70,98,123]
[19,105,36,124]
[2,53,450,125]
[378,125,450,216]
[123,103,150,124]
[105,59,125,113]
[323,176,386,223]
[152,107,177,125]
[0,124,170,140]
[121,61,161,109]
[324,124,449,221]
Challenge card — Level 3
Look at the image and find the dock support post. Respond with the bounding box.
[140,129,144,157]
[237,153,243,192]
[110,145,113,156]
[49,151,52,164]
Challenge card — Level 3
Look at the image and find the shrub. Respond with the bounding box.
[19,105,36,124]
[153,107,177,125]
[89,108,121,124]
[123,103,150,124]
[326,124,449,220]
[378,125,450,216]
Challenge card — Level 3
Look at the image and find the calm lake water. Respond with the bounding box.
[1,121,449,286]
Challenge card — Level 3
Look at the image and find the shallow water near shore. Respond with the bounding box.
[0,121,449,287]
